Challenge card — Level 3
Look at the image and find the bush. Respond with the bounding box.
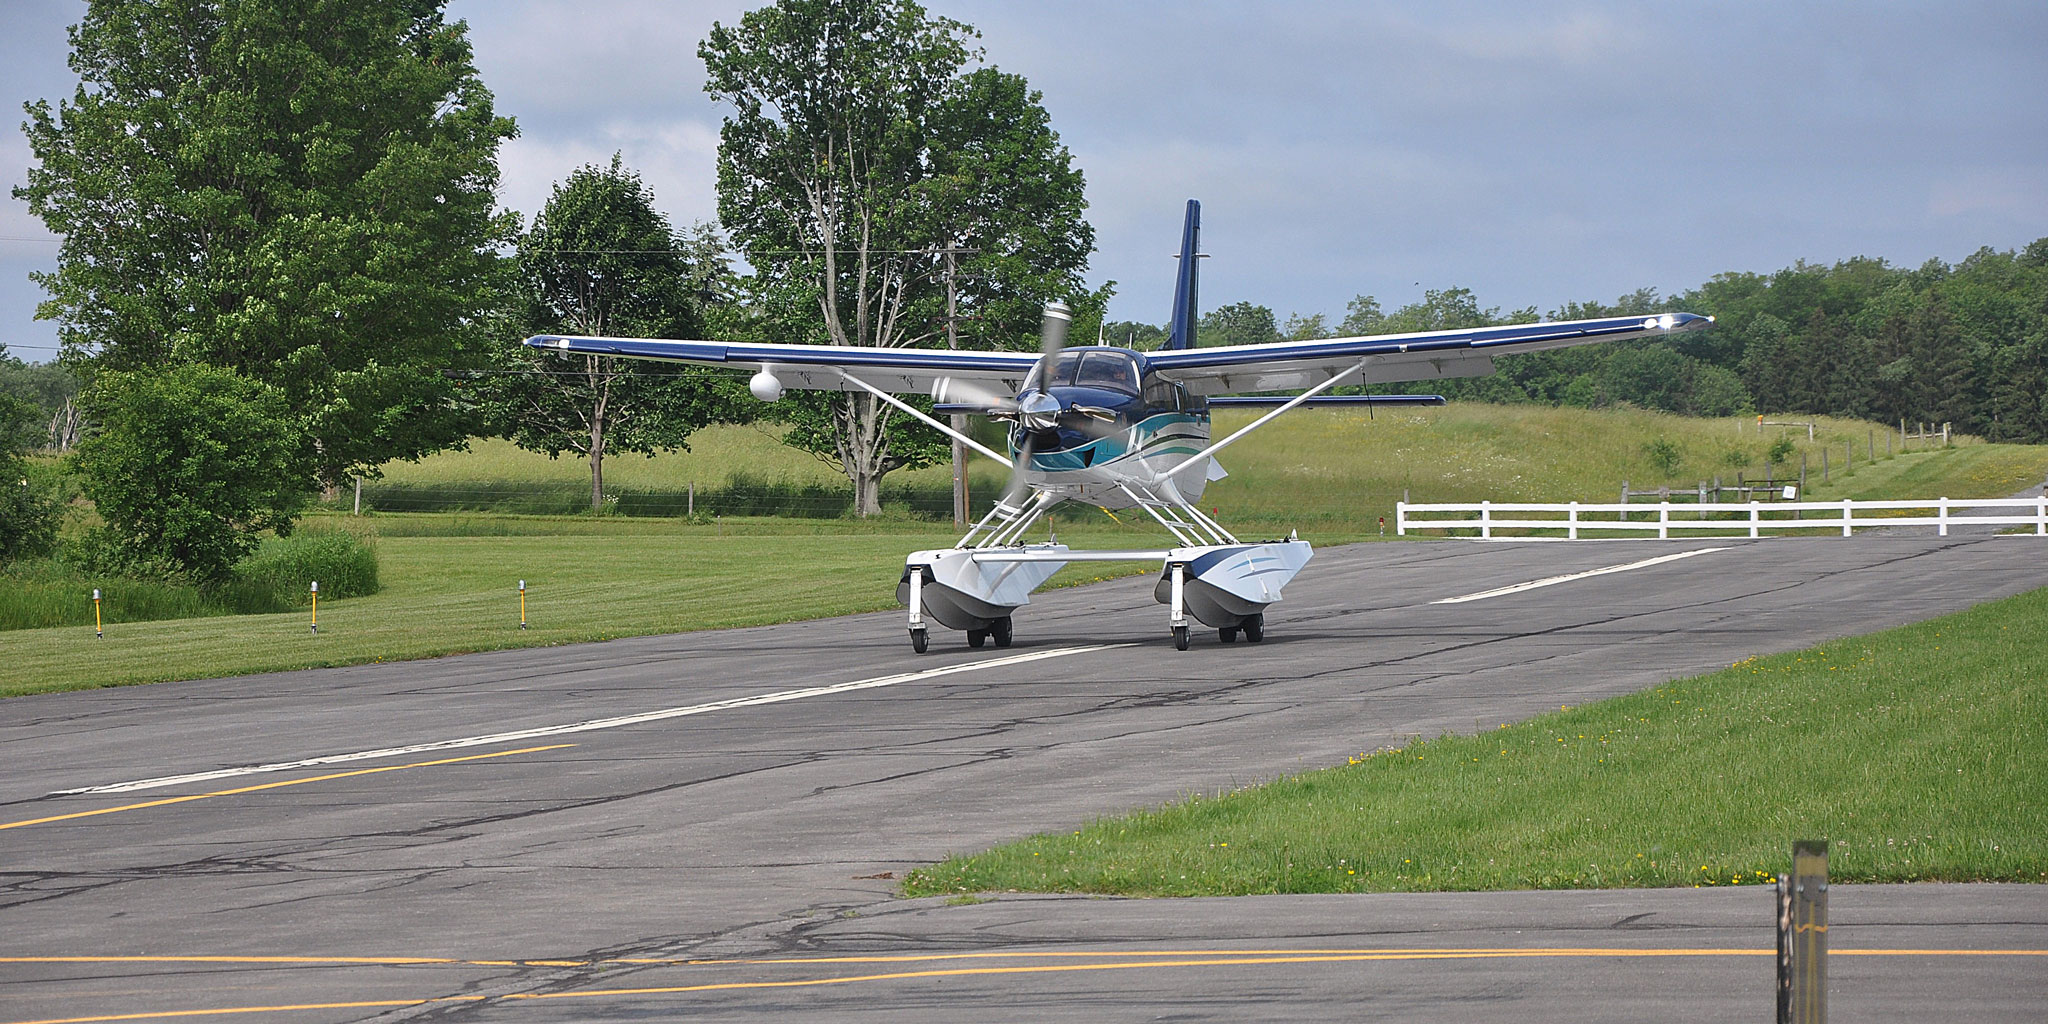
[72,364,310,582]
[0,530,381,630]
[218,531,381,612]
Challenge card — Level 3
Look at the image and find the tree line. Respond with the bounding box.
[1108,242,2048,443]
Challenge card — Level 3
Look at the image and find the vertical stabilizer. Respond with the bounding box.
[1163,199,1201,350]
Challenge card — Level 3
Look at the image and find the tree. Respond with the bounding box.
[1338,295,1386,336]
[16,0,517,487]
[1199,301,1280,347]
[475,157,746,511]
[1282,312,1330,341]
[0,346,61,563]
[701,0,1094,515]
[72,364,308,581]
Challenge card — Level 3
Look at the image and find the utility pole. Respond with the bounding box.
[944,246,967,527]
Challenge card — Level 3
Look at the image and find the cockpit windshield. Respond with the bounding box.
[1024,350,1141,395]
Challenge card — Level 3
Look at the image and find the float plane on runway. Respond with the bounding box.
[528,200,1712,652]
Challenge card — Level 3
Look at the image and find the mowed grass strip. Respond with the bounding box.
[0,522,947,696]
[0,514,1172,696]
[903,586,2047,897]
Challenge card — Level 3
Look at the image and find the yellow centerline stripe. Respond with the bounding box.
[4,998,486,1024]
[8,947,2046,1024]
[5,946,2043,971]
[0,745,575,831]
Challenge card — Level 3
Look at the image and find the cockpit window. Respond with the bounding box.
[1023,351,1140,395]
[1073,352,1139,393]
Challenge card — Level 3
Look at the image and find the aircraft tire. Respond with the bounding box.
[1243,614,1265,643]
[992,617,1014,648]
[911,628,929,654]
[967,629,987,648]
[1172,625,1190,651]
[1219,627,1238,643]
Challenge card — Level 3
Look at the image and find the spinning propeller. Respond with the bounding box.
[1003,300,1072,505]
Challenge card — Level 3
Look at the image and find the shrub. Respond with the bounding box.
[215,532,381,613]
[72,364,310,582]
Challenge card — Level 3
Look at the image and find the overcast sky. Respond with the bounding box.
[5,1,2046,360]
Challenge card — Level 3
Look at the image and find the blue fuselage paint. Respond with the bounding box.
[1006,347,1214,506]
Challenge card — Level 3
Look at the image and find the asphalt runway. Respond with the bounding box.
[3,535,2044,1022]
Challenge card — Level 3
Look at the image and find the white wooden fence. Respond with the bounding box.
[1397,497,2048,539]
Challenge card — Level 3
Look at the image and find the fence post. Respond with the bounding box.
[1658,501,1669,539]
[1397,500,1407,537]
[1751,501,1760,539]
[1568,501,1579,540]
[1480,500,1492,540]
[1821,448,1828,483]
[2037,495,2045,536]
[1938,496,1950,537]
[1841,499,1852,537]
[688,481,695,516]
[1943,422,1950,446]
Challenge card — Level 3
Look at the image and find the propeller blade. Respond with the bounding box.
[931,376,1018,416]
[1006,301,1073,508]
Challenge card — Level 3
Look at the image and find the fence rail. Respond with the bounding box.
[1397,497,2048,539]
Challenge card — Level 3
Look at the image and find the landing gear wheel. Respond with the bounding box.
[1172,625,1190,651]
[967,629,987,648]
[991,616,1014,648]
[1243,614,1265,643]
[910,628,929,654]
[1219,627,1239,643]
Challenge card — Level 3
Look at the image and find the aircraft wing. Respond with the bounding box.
[523,334,1041,395]
[1147,312,1713,395]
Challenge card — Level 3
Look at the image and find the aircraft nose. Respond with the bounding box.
[1019,391,1061,432]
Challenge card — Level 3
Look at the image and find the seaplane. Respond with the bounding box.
[527,200,1712,652]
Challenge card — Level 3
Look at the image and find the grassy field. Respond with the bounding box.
[0,515,1167,697]
[362,408,2048,527]
[903,585,2048,897]
[6,403,2045,696]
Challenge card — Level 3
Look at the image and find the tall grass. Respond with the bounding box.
[0,530,380,631]
[352,410,2048,527]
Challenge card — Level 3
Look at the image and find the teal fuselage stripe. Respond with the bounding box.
[1025,412,1208,472]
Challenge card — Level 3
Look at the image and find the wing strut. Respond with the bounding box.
[1159,356,1374,480]
[832,368,1014,468]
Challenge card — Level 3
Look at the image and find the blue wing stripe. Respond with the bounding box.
[1145,313,1710,371]
[524,335,1041,375]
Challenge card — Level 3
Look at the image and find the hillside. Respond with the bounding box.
[367,404,2048,533]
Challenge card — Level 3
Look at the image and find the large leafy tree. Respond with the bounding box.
[701,0,1094,516]
[16,0,517,487]
[475,157,747,511]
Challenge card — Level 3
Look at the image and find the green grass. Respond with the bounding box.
[356,410,2048,527]
[0,513,1174,696]
[6,403,2043,695]
[0,530,380,631]
[902,586,2047,897]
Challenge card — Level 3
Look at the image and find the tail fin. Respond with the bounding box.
[1163,199,1201,350]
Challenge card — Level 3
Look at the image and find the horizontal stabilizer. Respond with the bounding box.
[1206,394,1447,407]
